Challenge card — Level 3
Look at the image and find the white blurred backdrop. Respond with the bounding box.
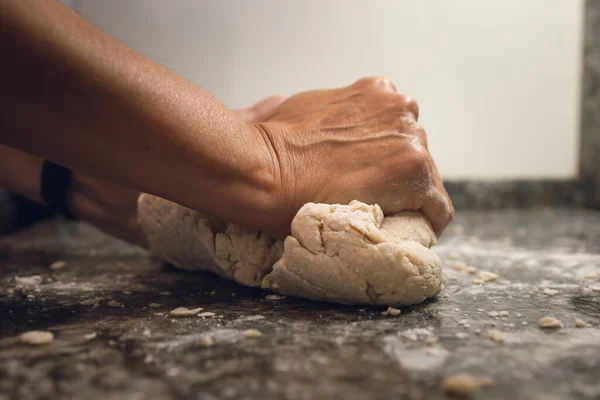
[71,0,584,180]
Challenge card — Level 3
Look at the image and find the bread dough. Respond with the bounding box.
[138,195,443,306]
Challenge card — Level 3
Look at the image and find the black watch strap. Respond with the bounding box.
[40,161,75,219]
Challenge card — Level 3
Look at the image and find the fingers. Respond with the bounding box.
[352,77,419,120]
[397,95,419,121]
[419,185,453,239]
[419,158,454,238]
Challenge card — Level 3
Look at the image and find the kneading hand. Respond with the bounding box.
[253,77,453,238]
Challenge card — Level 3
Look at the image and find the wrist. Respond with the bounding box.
[226,122,282,231]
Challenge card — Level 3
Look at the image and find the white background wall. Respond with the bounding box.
[76,0,584,180]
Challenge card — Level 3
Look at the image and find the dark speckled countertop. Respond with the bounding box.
[1,208,599,400]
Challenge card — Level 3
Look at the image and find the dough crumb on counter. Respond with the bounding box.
[199,335,214,347]
[381,306,401,316]
[538,316,563,329]
[15,275,43,286]
[542,288,559,296]
[49,260,67,271]
[19,330,54,345]
[243,329,262,337]
[452,262,467,271]
[265,294,285,300]
[487,329,505,344]
[159,291,172,296]
[170,307,203,317]
[574,319,586,328]
[584,272,598,279]
[423,336,437,346]
[198,312,216,318]
[80,298,101,306]
[108,300,123,308]
[442,373,494,397]
[477,271,498,283]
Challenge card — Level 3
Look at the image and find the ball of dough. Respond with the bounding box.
[138,196,443,306]
[261,201,443,306]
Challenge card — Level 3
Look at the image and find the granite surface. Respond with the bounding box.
[444,180,585,210]
[581,0,600,208]
[1,208,599,400]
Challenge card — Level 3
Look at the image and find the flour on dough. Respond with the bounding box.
[138,195,443,306]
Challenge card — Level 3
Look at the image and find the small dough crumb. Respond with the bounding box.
[498,311,509,317]
[538,316,562,329]
[244,329,262,337]
[542,288,559,296]
[80,298,101,306]
[584,272,598,280]
[159,291,172,296]
[123,291,133,295]
[488,311,499,317]
[265,294,285,300]
[84,332,97,340]
[588,284,600,292]
[49,260,67,271]
[477,271,498,283]
[198,312,216,318]
[442,373,494,397]
[382,306,402,316]
[19,330,54,345]
[424,336,437,346]
[575,319,586,328]
[149,303,162,308]
[170,307,202,317]
[466,266,477,274]
[487,329,505,344]
[108,300,123,308]
[15,275,43,286]
[452,262,467,271]
[199,335,214,347]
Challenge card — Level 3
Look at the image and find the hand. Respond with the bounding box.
[254,77,454,238]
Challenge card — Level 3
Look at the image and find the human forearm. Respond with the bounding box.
[0,0,275,225]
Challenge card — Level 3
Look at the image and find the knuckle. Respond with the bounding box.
[354,76,396,92]
[393,94,420,120]
[404,144,432,182]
